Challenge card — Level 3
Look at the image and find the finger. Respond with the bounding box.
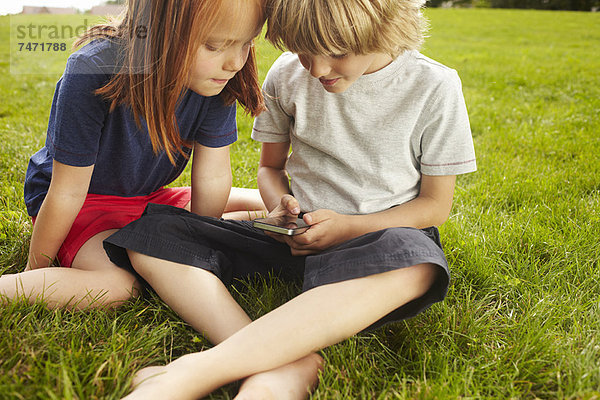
[290,231,314,245]
[303,213,313,225]
[288,235,324,252]
[303,209,330,225]
[281,235,299,247]
[290,247,318,256]
[281,194,301,215]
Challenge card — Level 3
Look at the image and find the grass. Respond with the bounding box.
[1,8,599,399]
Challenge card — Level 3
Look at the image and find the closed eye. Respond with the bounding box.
[330,53,348,59]
[204,43,224,52]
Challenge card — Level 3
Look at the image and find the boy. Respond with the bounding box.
[104,0,476,398]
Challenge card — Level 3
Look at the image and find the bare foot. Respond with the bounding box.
[121,355,218,400]
[130,366,168,389]
[234,354,324,400]
[121,365,182,400]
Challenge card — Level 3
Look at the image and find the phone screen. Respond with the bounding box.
[253,216,310,236]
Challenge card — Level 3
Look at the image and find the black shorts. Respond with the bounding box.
[104,204,450,329]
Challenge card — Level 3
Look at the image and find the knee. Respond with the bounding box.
[307,353,325,372]
[102,268,141,307]
[77,271,139,310]
[409,263,439,297]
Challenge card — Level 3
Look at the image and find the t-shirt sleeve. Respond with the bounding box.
[46,54,111,167]
[419,70,477,176]
[194,96,238,148]
[252,57,292,143]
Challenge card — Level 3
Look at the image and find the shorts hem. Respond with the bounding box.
[104,229,221,277]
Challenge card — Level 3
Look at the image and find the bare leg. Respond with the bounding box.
[123,259,437,400]
[0,230,140,309]
[223,187,267,220]
[128,251,322,399]
[234,354,323,400]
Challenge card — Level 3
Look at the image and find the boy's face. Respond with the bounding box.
[297,52,393,93]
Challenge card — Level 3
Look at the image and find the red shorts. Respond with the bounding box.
[32,187,191,268]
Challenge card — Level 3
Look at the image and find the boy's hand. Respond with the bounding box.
[264,194,303,244]
[267,194,301,218]
[282,209,353,256]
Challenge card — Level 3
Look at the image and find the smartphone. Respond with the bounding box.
[253,216,310,236]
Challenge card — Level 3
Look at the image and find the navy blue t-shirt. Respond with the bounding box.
[24,40,237,216]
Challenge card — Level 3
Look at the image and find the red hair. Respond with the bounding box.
[75,0,266,164]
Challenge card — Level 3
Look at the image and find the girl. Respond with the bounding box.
[0,0,266,309]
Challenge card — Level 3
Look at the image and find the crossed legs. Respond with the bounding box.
[126,251,323,400]
[123,250,437,400]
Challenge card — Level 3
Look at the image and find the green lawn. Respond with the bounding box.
[1,8,599,399]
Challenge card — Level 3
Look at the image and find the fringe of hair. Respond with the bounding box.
[266,0,428,57]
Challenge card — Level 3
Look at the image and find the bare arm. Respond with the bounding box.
[257,141,457,255]
[27,160,93,269]
[257,142,293,213]
[190,142,232,218]
[343,174,457,232]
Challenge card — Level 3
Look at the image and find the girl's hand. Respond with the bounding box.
[282,209,353,256]
[27,161,93,270]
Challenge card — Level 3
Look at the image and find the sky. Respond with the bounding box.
[0,1,106,16]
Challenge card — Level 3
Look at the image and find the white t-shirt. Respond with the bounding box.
[252,51,476,215]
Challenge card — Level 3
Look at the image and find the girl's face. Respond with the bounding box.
[297,52,393,94]
[188,1,262,96]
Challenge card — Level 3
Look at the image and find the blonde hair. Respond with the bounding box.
[75,0,266,164]
[265,0,428,57]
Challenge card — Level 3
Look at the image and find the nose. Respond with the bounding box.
[307,56,331,78]
[224,45,250,72]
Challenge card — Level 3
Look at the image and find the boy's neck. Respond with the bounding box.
[364,53,395,75]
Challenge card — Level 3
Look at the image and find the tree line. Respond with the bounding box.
[426,0,599,10]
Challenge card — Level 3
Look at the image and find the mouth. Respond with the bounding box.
[211,78,230,85]
[319,78,340,86]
